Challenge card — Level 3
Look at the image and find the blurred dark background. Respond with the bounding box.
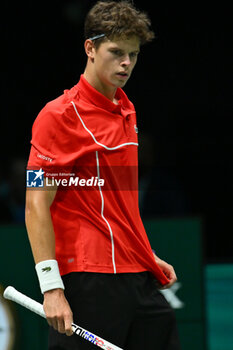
[1,1,232,262]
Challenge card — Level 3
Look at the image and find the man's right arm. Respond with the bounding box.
[25,180,73,336]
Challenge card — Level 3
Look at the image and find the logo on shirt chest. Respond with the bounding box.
[134,125,138,133]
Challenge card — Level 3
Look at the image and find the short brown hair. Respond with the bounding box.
[84,0,155,46]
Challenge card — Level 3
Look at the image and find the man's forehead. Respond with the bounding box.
[105,36,140,50]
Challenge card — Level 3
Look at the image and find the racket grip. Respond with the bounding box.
[4,286,124,350]
[3,286,46,319]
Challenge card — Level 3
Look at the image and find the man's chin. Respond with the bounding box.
[109,76,129,89]
[115,79,128,88]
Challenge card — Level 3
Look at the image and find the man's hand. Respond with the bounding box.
[153,253,177,289]
[43,289,73,336]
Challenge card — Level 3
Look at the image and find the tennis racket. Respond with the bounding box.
[4,286,123,350]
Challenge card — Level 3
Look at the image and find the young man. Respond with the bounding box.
[26,1,180,349]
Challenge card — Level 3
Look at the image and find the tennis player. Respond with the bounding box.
[25,1,181,349]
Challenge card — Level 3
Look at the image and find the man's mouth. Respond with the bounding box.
[116,72,129,79]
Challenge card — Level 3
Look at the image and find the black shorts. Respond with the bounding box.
[48,272,181,350]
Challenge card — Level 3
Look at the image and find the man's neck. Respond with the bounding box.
[83,70,118,104]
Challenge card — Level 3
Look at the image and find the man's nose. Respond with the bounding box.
[121,54,131,66]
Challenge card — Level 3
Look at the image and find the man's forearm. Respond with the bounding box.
[25,200,56,263]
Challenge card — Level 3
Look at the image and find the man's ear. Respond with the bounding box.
[84,39,96,60]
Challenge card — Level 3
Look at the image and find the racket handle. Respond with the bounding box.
[4,286,124,350]
[3,286,46,319]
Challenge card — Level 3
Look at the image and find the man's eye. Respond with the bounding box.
[112,50,122,56]
[130,52,137,59]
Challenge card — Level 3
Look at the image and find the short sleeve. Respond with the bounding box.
[27,100,79,175]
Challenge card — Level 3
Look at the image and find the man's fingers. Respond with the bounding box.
[43,289,73,336]
[46,314,73,336]
[160,275,177,290]
[47,316,59,331]
[64,315,73,336]
[57,316,66,334]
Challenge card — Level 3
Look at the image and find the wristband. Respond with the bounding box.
[35,259,65,294]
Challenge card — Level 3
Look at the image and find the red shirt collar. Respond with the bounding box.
[76,74,135,115]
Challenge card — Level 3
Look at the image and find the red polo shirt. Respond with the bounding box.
[27,75,169,285]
